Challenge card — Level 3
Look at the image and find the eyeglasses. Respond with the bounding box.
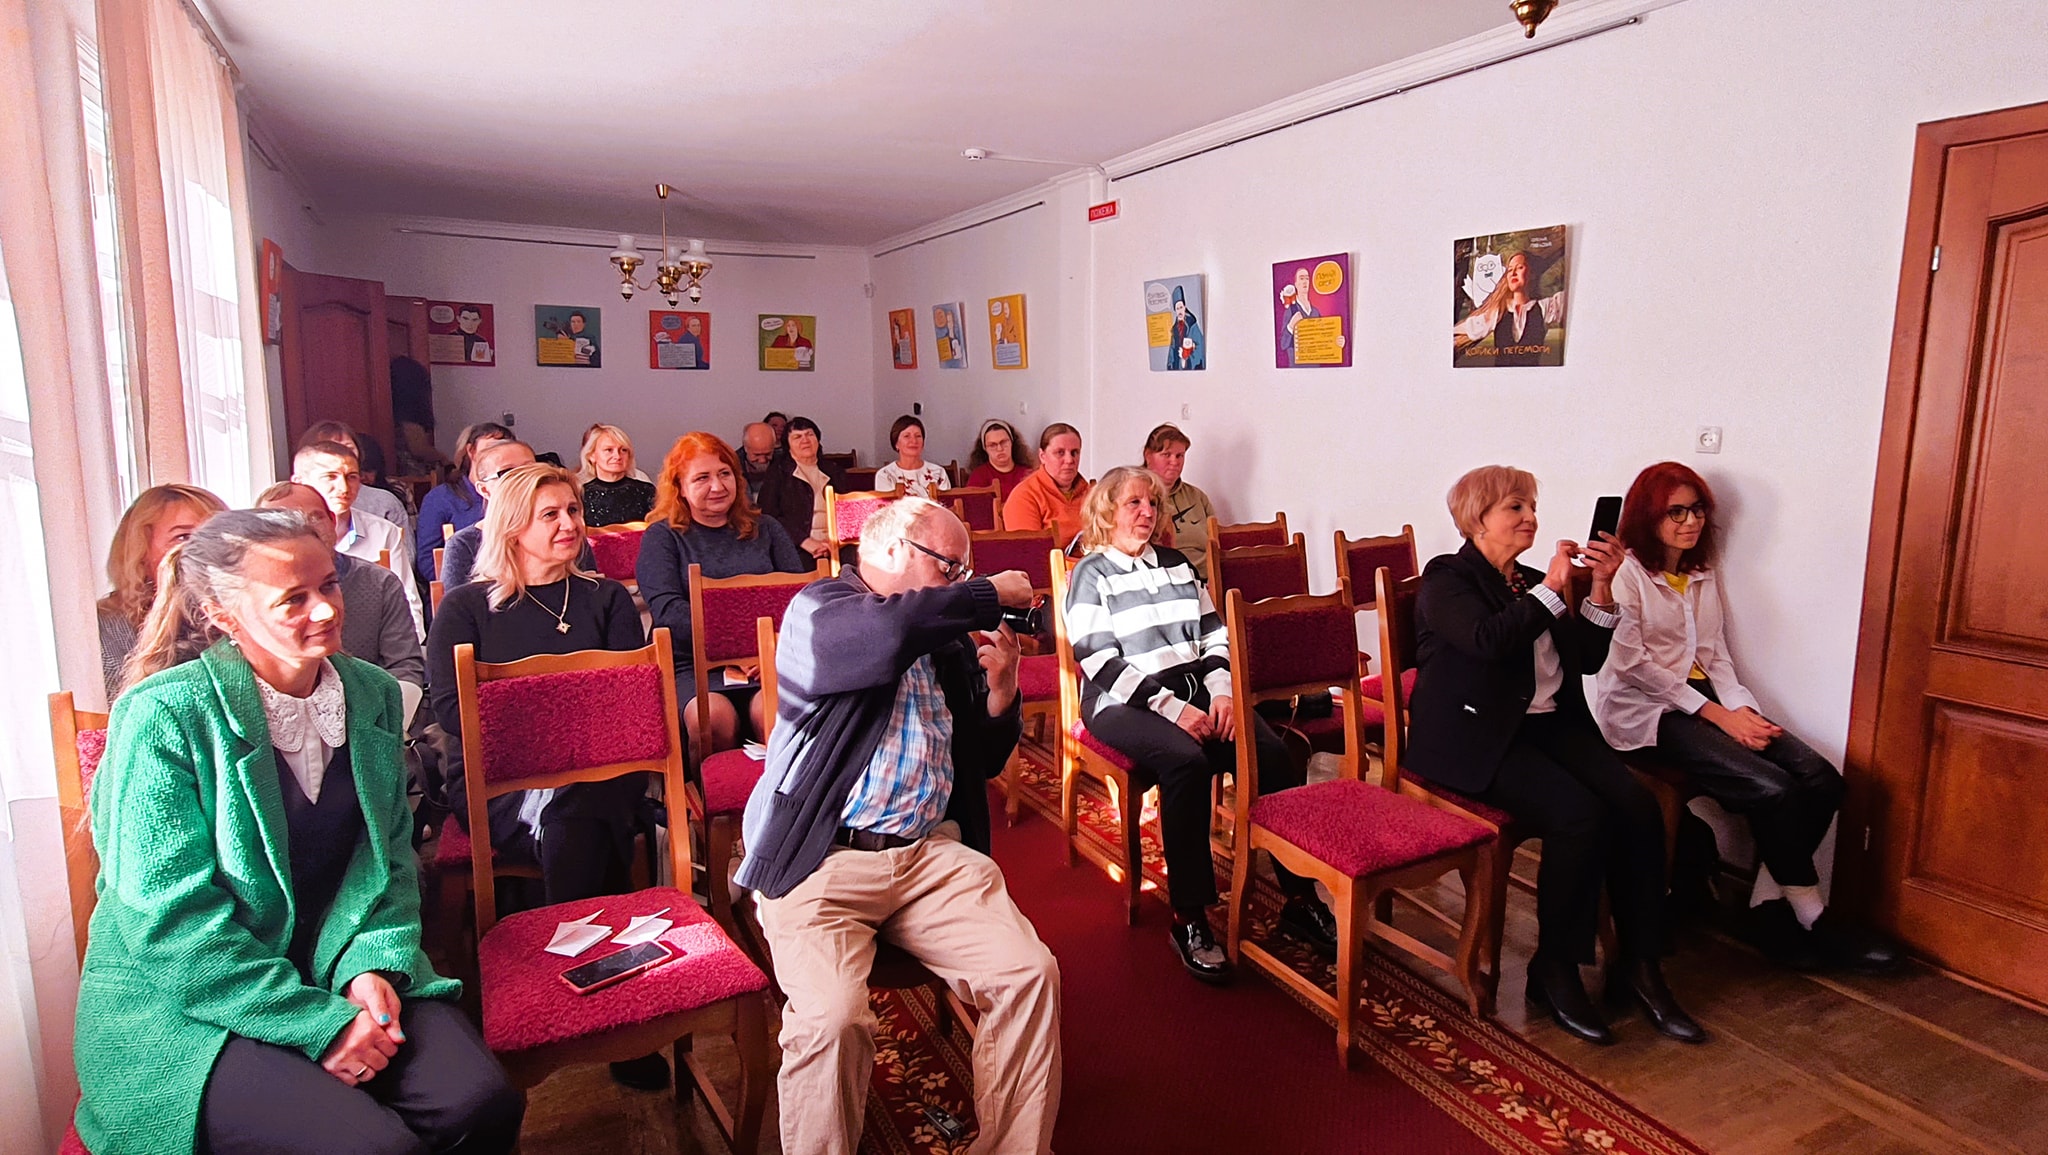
[1664,503,1709,524]
[901,537,972,582]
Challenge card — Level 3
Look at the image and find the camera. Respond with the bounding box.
[998,595,1049,640]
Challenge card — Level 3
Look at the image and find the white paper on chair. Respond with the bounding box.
[742,741,768,761]
[545,913,613,957]
[612,914,674,946]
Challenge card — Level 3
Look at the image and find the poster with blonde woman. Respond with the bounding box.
[1453,224,1568,368]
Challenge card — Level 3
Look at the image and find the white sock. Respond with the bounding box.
[1782,885,1825,930]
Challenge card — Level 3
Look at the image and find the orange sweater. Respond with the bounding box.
[1002,468,1093,545]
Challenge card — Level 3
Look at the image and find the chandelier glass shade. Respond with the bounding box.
[609,184,712,304]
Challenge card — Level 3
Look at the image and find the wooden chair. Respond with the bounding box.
[433,546,446,579]
[1205,512,1288,561]
[824,485,902,574]
[587,522,649,591]
[430,580,446,612]
[1049,551,1151,922]
[453,629,771,1150]
[1223,590,1494,1066]
[818,450,857,475]
[685,562,825,934]
[1334,525,1417,615]
[50,692,109,963]
[842,466,879,492]
[947,483,1003,532]
[968,529,1059,824]
[1207,533,1311,603]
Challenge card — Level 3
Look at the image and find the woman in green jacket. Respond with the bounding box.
[77,509,522,1154]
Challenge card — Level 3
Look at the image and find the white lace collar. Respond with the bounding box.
[256,658,347,754]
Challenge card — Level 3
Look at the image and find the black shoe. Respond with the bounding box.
[1278,895,1339,959]
[1748,899,1826,971]
[1613,958,1708,1044]
[1808,909,1905,973]
[1170,917,1233,985]
[609,1052,672,1091]
[1525,954,1614,1046]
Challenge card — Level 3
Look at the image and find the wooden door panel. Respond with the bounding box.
[1910,703,2048,919]
[278,266,391,458]
[301,301,379,432]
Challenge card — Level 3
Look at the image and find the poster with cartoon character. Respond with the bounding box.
[1452,225,1567,367]
[1271,255,1351,368]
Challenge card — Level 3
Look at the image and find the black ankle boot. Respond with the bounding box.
[1614,957,1707,1044]
[1526,954,1614,1046]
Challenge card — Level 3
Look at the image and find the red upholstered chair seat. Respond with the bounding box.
[478,887,767,1055]
[1070,720,1136,772]
[588,528,645,583]
[1359,668,1418,703]
[60,1118,87,1155]
[1250,778,1491,879]
[1018,654,1058,703]
[434,817,474,866]
[701,748,765,816]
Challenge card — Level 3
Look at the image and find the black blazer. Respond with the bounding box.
[756,457,848,548]
[1404,541,1614,794]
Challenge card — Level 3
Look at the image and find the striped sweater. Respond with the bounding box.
[1066,545,1233,721]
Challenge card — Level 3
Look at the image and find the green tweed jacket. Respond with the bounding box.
[74,642,458,1154]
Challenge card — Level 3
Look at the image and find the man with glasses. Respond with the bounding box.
[738,497,1062,1155]
[438,440,595,590]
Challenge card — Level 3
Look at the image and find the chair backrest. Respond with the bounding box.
[429,579,446,612]
[443,522,456,542]
[970,528,1058,591]
[1375,568,1424,790]
[756,616,781,742]
[842,466,879,492]
[453,629,688,932]
[1206,512,1289,560]
[1335,525,1418,612]
[1208,534,1310,603]
[948,484,1002,532]
[1225,590,1366,805]
[824,485,903,546]
[1048,549,1085,736]
[686,562,824,760]
[50,691,109,963]
[587,524,647,584]
[819,451,857,475]
[432,546,445,580]
[377,548,391,572]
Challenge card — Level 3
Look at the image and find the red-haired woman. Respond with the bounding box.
[1594,462,1899,973]
[637,432,814,753]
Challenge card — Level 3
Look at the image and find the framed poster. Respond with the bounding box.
[427,301,495,366]
[987,294,1027,370]
[535,305,601,367]
[932,302,968,369]
[649,309,710,369]
[1144,274,1205,371]
[1453,224,1568,367]
[888,308,918,369]
[759,314,816,371]
[1272,254,1351,368]
[260,238,283,345]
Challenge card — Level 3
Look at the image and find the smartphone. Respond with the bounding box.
[921,1104,969,1143]
[560,940,682,996]
[1588,495,1624,543]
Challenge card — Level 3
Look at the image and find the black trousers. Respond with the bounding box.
[1476,711,1668,966]
[492,775,648,906]
[199,998,523,1155]
[1087,685,1312,916]
[1653,710,1842,889]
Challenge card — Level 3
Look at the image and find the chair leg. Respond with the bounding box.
[1486,839,1514,996]
[1454,857,1489,1017]
[1119,773,1142,925]
[734,994,773,1153]
[1060,753,1079,869]
[1003,749,1023,826]
[1336,881,1364,1070]
[1226,837,1253,965]
[707,816,736,933]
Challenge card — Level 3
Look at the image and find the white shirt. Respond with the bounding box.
[338,509,425,639]
[874,461,951,500]
[1524,581,1621,715]
[1593,554,1759,750]
[353,485,412,539]
[256,658,347,803]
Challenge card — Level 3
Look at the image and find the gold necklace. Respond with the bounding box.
[526,579,572,634]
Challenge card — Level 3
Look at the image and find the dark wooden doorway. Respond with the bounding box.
[1846,100,2048,1005]
[277,264,394,459]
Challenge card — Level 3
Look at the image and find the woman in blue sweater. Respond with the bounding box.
[637,431,813,754]
[412,422,509,582]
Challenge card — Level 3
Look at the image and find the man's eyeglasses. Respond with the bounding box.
[901,537,972,582]
[1664,503,1709,524]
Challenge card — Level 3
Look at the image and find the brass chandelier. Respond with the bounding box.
[608,184,712,304]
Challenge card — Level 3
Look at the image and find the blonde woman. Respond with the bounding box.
[576,422,655,526]
[97,483,227,700]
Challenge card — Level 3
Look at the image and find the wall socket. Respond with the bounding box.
[1695,426,1722,454]
[1180,403,1191,420]
[501,412,515,427]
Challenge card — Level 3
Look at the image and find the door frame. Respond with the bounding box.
[1842,98,2048,921]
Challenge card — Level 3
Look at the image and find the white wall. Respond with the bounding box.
[298,218,877,468]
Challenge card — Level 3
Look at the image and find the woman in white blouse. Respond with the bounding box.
[873,414,951,499]
[1594,462,1899,973]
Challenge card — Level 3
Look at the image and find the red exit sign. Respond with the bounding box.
[1087,200,1119,223]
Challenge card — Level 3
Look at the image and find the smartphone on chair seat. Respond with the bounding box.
[559,940,682,996]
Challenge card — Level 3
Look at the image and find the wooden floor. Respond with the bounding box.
[506,847,2048,1154]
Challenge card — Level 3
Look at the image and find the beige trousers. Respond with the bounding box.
[755,828,1062,1155]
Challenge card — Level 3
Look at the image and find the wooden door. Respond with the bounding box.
[278,264,393,458]
[1847,101,2048,1004]
[386,294,430,368]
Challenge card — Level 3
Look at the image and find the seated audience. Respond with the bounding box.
[739,421,781,502]
[873,414,951,498]
[638,432,813,753]
[441,441,595,590]
[257,482,426,724]
[1002,422,1093,548]
[414,421,510,582]
[762,410,789,447]
[294,441,424,639]
[1064,466,1336,983]
[96,483,227,700]
[1594,462,1900,972]
[301,420,412,529]
[1142,422,1217,573]
[965,418,1032,500]
[1406,465,1701,1046]
[737,497,1060,1154]
[756,414,846,560]
[79,509,521,1155]
[576,423,656,526]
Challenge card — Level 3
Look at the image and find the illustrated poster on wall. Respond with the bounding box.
[535,305,600,367]
[987,294,1028,370]
[1144,274,1205,371]
[427,301,495,366]
[1452,224,1568,368]
[888,308,918,369]
[260,239,283,345]
[759,314,816,371]
[649,310,710,370]
[1271,254,1351,368]
[932,302,968,369]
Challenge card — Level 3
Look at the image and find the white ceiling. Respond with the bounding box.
[207,0,1519,246]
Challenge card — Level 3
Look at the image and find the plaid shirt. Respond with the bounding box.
[839,655,955,836]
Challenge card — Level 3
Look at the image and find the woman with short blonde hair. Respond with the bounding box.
[576,423,656,526]
[97,483,228,699]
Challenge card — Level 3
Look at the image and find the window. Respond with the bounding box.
[0,236,64,811]
[76,33,141,506]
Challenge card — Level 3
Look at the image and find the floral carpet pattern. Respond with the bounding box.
[860,983,978,1155]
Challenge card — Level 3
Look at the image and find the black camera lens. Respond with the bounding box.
[998,596,1048,638]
